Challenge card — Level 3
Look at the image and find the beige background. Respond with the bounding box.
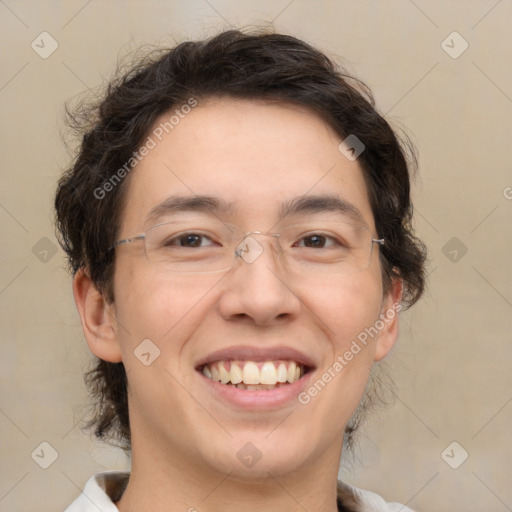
[1,1,511,511]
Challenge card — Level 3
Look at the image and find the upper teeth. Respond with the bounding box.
[202,360,304,385]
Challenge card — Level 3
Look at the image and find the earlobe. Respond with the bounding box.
[72,268,123,363]
[374,276,403,362]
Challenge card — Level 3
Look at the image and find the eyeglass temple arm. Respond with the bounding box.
[110,234,145,250]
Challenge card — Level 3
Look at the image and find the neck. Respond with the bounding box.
[115,435,342,512]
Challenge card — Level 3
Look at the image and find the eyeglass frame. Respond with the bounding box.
[109,219,386,274]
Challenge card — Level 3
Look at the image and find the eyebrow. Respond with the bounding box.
[145,193,368,227]
[279,194,367,226]
[145,195,235,226]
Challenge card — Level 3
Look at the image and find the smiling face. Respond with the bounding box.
[76,97,401,484]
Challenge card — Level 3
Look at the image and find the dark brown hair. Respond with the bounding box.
[54,28,427,452]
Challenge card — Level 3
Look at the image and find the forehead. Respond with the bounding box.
[119,97,375,233]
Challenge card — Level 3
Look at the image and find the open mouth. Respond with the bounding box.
[197,360,312,391]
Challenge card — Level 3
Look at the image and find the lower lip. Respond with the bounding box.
[198,370,315,410]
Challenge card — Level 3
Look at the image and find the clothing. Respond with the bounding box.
[64,471,417,512]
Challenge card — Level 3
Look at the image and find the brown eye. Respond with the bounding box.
[165,233,214,248]
[295,233,339,249]
[181,234,201,247]
[302,235,327,248]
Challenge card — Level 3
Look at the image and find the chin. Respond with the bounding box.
[200,432,312,479]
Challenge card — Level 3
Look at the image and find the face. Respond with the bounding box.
[80,97,401,481]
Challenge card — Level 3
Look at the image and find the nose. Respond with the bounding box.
[217,233,302,326]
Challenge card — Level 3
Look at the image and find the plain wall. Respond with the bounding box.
[1,1,511,511]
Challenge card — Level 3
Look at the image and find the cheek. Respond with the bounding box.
[302,276,382,428]
[306,271,383,348]
[113,266,215,353]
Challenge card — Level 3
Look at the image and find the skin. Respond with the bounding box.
[73,97,402,512]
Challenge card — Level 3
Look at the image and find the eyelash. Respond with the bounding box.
[294,234,340,249]
[165,232,344,249]
[165,233,216,248]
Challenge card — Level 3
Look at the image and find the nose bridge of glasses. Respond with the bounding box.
[234,230,282,265]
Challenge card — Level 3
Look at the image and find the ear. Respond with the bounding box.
[72,268,123,363]
[374,276,403,362]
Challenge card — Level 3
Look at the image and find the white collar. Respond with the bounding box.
[64,471,416,512]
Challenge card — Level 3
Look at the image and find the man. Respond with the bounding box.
[55,29,426,512]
